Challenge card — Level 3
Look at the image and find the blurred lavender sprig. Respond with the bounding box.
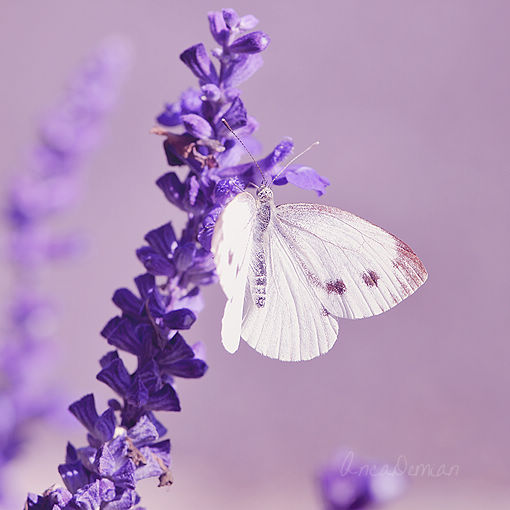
[318,450,407,510]
[25,9,329,509]
[0,39,129,505]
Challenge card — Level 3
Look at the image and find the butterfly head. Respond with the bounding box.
[256,185,273,203]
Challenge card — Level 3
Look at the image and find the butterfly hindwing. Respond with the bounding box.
[241,221,339,361]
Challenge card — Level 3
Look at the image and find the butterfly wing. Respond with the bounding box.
[240,217,340,361]
[211,192,256,353]
[274,203,428,320]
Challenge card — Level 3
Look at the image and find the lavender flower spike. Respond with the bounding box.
[26,8,328,508]
[0,39,129,508]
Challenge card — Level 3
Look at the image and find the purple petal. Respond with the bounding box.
[156,172,185,207]
[166,358,208,378]
[102,488,140,509]
[73,479,116,509]
[97,357,132,398]
[162,309,196,330]
[144,222,177,255]
[217,96,247,132]
[274,165,330,196]
[69,394,99,434]
[180,43,218,84]
[96,439,135,488]
[101,317,141,355]
[173,242,196,272]
[179,87,203,114]
[136,246,176,276]
[135,440,171,482]
[260,138,294,172]
[95,408,117,442]
[214,177,244,205]
[127,415,159,446]
[181,113,213,139]
[229,31,270,54]
[197,205,222,250]
[134,273,156,300]
[112,288,143,316]
[58,460,91,494]
[182,174,207,212]
[126,377,150,408]
[146,384,180,412]
[207,11,230,45]
[157,333,194,365]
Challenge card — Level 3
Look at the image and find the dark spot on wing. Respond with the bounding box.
[255,296,265,308]
[362,270,380,287]
[228,251,234,264]
[326,279,346,295]
[320,306,330,317]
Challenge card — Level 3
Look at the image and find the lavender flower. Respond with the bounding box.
[25,9,329,509]
[318,451,406,510]
[0,39,129,508]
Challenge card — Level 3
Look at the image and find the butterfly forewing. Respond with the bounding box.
[211,192,256,353]
[275,203,428,320]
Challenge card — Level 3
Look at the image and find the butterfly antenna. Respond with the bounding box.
[221,118,267,186]
[272,141,320,184]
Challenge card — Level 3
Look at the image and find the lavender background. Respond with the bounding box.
[1,1,509,508]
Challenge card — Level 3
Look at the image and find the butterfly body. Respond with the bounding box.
[251,186,274,308]
[211,186,427,361]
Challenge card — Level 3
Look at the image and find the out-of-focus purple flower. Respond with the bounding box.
[1,38,129,507]
[318,451,407,510]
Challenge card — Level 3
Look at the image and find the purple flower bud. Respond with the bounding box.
[157,101,181,126]
[261,137,294,170]
[222,8,239,29]
[180,87,203,113]
[207,11,230,45]
[229,31,270,54]
[180,43,218,85]
[181,113,213,139]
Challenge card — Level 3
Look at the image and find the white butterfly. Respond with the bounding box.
[211,181,427,361]
[211,122,427,361]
